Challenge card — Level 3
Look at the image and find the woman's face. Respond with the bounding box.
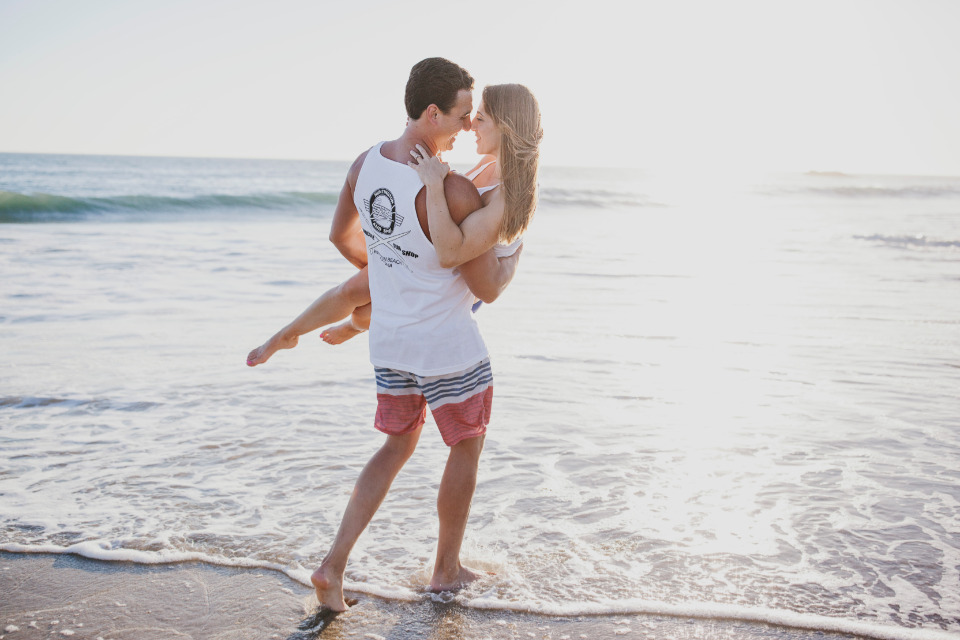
[471,102,500,157]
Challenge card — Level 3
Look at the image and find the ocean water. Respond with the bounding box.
[1,152,959,639]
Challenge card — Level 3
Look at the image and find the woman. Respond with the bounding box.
[408,83,541,271]
[246,83,542,367]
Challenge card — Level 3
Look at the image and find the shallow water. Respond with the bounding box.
[2,154,960,639]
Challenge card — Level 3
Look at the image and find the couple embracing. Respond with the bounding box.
[247,57,542,612]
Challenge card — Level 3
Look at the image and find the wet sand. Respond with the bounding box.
[0,552,872,640]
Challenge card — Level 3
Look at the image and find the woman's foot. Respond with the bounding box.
[246,330,298,366]
[320,320,364,345]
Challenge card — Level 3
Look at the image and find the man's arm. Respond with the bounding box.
[414,171,481,241]
[329,151,369,269]
[413,153,501,268]
[459,245,522,304]
[416,174,520,303]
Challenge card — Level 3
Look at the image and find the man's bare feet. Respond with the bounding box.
[246,329,298,366]
[429,564,482,593]
[311,563,349,612]
[320,319,364,345]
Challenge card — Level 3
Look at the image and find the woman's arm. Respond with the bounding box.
[409,145,502,269]
[458,244,523,304]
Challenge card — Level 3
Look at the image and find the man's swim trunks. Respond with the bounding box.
[373,358,493,446]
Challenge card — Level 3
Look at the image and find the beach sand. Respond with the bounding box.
[0,552,873,640]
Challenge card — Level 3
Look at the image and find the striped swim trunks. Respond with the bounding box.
[374,358,493,446]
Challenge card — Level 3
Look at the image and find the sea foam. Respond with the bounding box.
[3,543,956,640]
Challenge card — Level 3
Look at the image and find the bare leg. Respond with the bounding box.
[246,326,300,367]
[321,302,371,345]
[247,268,370,366]
[311,427,422,610]
[430,434,485,592]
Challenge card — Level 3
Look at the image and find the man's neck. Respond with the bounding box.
[389,125,440,159]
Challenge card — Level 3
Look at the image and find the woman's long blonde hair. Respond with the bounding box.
[483,84,543,243]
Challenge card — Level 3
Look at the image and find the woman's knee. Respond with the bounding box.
[338,271,371,307]
[352,304,371,330]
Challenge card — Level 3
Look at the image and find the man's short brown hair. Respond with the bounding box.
[404,58,474,120]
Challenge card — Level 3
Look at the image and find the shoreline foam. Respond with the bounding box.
[3,547,955,640]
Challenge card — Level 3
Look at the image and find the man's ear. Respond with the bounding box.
[425,104,440,123]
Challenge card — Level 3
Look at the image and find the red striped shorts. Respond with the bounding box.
[373,358,493,446]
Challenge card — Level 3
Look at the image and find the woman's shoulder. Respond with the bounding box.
[479,182,505,210]
[467,154,496,169]
[465,155,497,177]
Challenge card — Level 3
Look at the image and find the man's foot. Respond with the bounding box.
[311,563,349,612]
[246,330,298,366]
[298,597,358,633]
[428,564,483,593]
[320,320,364,345]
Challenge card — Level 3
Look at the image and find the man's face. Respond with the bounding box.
[435,89,473,153]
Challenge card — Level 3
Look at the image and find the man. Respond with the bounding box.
[310,57,512,612]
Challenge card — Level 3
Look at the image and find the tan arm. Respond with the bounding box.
[458,245,523,304]
[329,152,369,269]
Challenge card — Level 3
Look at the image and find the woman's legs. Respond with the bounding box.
[320,267,372,344]
[247,267,370,366]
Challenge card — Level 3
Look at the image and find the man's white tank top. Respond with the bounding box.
[354,142,488,376]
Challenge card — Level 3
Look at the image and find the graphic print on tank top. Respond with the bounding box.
[361,187,419,271]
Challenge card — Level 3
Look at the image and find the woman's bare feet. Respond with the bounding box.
[320,319,364,345]
[310,563,349,612]
[246,329,298,366]
[429,564,482,593]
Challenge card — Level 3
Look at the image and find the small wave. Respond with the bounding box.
[0,190,339,222]
[538,187,662,208]
[854,234,960,250]
[1,542,953,640]
[0,540,314,585]
[805,171,850,177]
[0,396,160,411]
[0,396,73,409]
[818,186,960,198]
[764,185,960,199]
[0,186,660,219]
[0,541,420,603]
[466,597,958,640]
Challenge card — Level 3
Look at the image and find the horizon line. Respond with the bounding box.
[1,149,957,179]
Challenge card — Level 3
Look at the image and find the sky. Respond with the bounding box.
[1,0,959,175]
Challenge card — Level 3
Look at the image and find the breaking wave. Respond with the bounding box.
[0,190,339,222]
[537,187,662,208]
[763,183,960,199]
[2,543,956,640]
[854,234,960,250]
